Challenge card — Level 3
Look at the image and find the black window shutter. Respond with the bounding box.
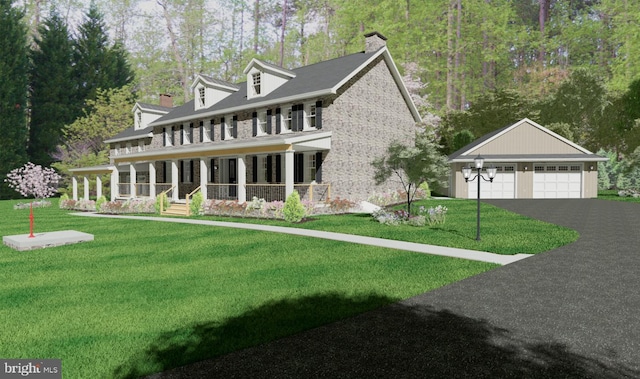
[199,121,204,143]
[189,123,194,143]
[162,161,166,182]
[315,100,323,129]
[221,117,225,140]
[180,160,184,182]
[171,126,175,145]
[252,112,258,136]
[294,153,304,183]
[275,108,281,134]
[315,151,323,182]
[297,104,304,131]
[266,109,272,134]
[210,119,215,141]
[232,116,238,138]
[252,156,258,182]
[163,128,166,146]
[180,125,184,144]
[190,160,194,182]
[275,154,281,182]
[291,105,298,131]
[266,155,273,182]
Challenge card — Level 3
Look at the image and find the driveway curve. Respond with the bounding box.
[148,199,640,379]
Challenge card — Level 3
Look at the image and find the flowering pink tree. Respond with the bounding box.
[5,162,61,200]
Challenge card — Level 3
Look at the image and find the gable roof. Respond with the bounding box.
[448,118,607,163]
[243,58,296,78]
[134,102,173,113]
[190,75,240,92]
[104,125,153,144]
[148,47,421,128]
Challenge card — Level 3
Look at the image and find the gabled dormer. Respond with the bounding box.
[243,59,296,100]
[191,75,240,111]
[132,96,173,130]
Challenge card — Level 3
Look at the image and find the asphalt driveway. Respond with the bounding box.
[148,199,640,379]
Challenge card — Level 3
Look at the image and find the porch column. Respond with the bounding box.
[171,160,179,201]
[200,158,208,199]
[111,166,119,201]
[285,150,294,199]
[130,163,137,197]
[149,162,156,198]
[72,176,78,201]
[83,176,90,200]
[96,176,102,199]
[237,155,246,203]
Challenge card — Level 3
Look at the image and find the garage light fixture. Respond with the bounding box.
[462,156,497,241]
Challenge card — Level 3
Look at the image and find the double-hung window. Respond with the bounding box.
[164,127,174,146]
[257,111,267,135]
[252,72,261,96]
[198,87,205,107]
[308,154,317,182]
[305,103,317,129]
[283,107,292,132]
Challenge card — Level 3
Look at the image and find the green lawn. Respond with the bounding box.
[0,198,577,378]
[598,189,640,202]
[194,199,579,255]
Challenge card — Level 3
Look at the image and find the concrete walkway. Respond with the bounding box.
[72,212,530,265]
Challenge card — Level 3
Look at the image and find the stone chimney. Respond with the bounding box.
[364,31,387,53]
[159,93,173,108]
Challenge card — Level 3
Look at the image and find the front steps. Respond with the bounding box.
[162,203,189,216]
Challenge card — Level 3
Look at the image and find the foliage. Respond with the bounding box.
[418,182,431,199]
[283,190,306,223]
[28,10,76,167]
[0,0,28,199]
[155,192,168,213]
[96,195,107,212]
[4,162,61,199]
[189,190,204,216]
[451,130,475,153]
[372,130,449,214]
[372,204,447,228]
[328,197,356,213]
[13,200,51,210]
[98,199,156,214]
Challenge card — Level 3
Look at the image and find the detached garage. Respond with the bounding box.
[448,118,607,199]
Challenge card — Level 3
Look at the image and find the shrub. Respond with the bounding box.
[155,192,168,213]
[96,196,107,212]
[189,191,204,216]
[417,205,448,226]
[328,197,355,213]
[372,204,448,227]
[99,199,155,214]
[418,182,431,198]
[283,190,306,223]
[13,200,51,210]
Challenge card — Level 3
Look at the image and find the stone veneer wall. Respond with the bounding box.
[320,56,416,201]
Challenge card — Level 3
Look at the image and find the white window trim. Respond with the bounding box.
[304,102,317,131]
[203,122,211,142]
[252,72,262,96]
[165,128,173,147]
[138,141,144,152]
[223,116,233,140]
[281,106,293,133]
[198,87,206,107]
[257,110,267,136]
[308,153,317,182]
[125,143,131,154]
[113,144,120,156]
[183,124,192,145]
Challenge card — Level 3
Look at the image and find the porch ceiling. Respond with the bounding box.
[69,165,114,175]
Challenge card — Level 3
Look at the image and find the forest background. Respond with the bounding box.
[1,0,640,198]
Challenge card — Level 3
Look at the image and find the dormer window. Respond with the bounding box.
[198,87,205,107]
[136,111,142,129]
[252,72,262,96]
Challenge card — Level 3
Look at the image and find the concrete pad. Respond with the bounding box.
[2,230,94,251]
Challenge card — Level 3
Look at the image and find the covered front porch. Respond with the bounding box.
[71,132,332,203]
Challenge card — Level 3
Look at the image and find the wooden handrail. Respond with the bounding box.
[185,186,201,216]
[159,185,176,215]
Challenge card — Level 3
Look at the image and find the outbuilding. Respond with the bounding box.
[448,118,608,199]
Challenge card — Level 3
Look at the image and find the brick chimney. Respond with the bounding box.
[364,31,387,53]
[159,93,173,108]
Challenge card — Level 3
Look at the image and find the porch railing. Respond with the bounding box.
[185,186,201,216]
[118,183,150,197]
[243,183,331,202]
[206,184,239,200]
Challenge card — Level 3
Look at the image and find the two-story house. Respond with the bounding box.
[70,32,421,204]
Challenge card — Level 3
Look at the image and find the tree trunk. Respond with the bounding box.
[279,0,287,66]
[158,0,190,103]
[456,0,464,110]
[446,0,455,110]
[254,0,260,53]
[538,0,549,64]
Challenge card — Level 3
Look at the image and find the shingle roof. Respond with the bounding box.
[137,102,173,113]
[150,50,378,126]
[198,75,240,90]
[104,125,153,143]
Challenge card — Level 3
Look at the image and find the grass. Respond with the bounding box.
[1,198,499,378]
[0,197,580,378]
[598,189,640,202]
[193,199,579,255]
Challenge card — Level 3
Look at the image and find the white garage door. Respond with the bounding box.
[533,164,582,198]
[468,165,515,199]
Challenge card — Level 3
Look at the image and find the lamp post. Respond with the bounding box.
[462,156,497,241]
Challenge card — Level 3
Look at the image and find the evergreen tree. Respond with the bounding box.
[73,2,134,106]
[28,10,76,167]
[0,0,29,199]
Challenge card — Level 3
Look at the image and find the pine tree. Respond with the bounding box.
[28,10,76,167]
[0,0,29,199]
[73,2,134,106]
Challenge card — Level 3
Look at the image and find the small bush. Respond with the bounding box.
[328,197,355,213]
[155,193,168,213]
[189,191,204,216]
[96,196,107,212]
[418,182,431,198]
[99,199,155,214]
[13,200,52,210]
[283,190,306,223]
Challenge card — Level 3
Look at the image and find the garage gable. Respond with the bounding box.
[462,119,588,156]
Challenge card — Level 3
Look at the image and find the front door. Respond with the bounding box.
[228,158,237,198]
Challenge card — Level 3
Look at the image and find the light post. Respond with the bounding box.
[462,156,497,241]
